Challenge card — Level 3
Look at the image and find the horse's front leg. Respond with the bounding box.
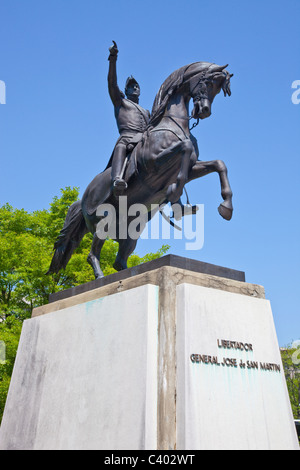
[156,139,195,203]
[188,159,233,220]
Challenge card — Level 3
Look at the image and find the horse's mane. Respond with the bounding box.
[149,61,231,127]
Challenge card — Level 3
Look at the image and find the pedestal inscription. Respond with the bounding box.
[176,283,298,450]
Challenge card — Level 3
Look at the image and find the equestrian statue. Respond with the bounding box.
[47,42,234,279]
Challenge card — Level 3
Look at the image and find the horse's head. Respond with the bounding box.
[188,64,233,120]
[149,61,233,128]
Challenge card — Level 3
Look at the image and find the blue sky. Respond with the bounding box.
[0,0,299,346]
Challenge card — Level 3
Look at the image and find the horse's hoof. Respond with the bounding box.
[218,203,233,221]
[113,260,127,272]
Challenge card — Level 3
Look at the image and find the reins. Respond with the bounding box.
[161,114,200,135]
[189,117,200,131]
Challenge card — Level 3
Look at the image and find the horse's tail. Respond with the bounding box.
[47,200,88,275]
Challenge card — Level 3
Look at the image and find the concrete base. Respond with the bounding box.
[0,285,159,450]
[0,262,298,450]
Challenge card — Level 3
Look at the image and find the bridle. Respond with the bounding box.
[162,78,211,133]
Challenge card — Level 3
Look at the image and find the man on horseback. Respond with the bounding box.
[48,58,233,280]
[107,41,150,195]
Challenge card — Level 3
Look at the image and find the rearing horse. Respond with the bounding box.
[47,61,234,279]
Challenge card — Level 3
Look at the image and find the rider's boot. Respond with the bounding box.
[111,146,128,196]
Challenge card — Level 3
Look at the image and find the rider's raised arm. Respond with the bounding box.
[108,41,123,107]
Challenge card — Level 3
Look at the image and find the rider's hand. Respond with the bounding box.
[108,41,118,58]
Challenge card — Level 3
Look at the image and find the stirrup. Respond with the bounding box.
[113,178,128,194]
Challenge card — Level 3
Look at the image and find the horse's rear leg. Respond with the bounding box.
[114,237,137,272]
[189,159,233,220]
[155,139,195,203]
[87,233,105,279]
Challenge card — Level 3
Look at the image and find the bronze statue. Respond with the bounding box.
[48,46,233,279]
[106,41,150,195]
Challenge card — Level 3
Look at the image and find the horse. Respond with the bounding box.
[47,61,234,279]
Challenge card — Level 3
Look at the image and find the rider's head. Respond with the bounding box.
[125,76,140,102]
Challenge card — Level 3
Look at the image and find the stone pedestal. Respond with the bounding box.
[0,256,298,450]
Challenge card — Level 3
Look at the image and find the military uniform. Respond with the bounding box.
[107,45,150,191]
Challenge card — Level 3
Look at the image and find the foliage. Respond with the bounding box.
[0,187,169,423]
[0,317,22,423]
[0,187,169,320]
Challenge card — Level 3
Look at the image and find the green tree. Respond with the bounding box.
[0,187,169,423]
[0,317,22,423]
[0,187,169,320]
